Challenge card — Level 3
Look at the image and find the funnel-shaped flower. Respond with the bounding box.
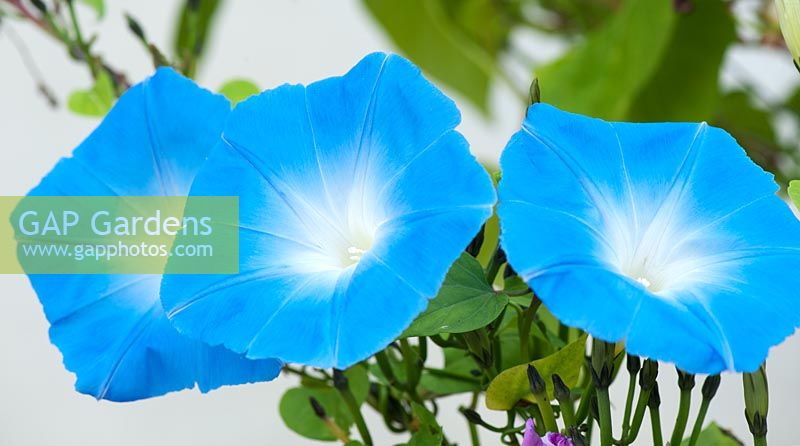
[522,419,573,446]
[26,68,281,401]
[498,104,800,373]
[160,53,496,369]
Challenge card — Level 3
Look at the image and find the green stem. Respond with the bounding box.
[560,397,577,429]
[649,404,662,446]
[517,297,541,362]
[687,399,710,446]
[66,0,98,77]
[336,381,373,446]
[423,367,481,385]
[596,387,613,446]
[575,381,595,424]
[528,406,546,436]
[399,339,423,402]
[621,371,637,438]
[485,245,505,284]
[754,435,767,446]
[375,351,399,387]
[670,388,692,446]
[467,393,481,446]
[534,394,559,433]
[623,387,650,444]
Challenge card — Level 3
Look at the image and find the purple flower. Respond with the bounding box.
[522,419,573,446]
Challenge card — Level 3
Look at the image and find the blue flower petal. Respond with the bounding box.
[160,53,496,369]
[499,103,800,373]
[27,67,281,401]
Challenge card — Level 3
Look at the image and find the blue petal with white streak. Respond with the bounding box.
[160,53,497,369]
[26,67,281,401]
[498,103,800,373]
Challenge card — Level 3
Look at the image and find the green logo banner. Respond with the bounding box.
[2,196,239,274]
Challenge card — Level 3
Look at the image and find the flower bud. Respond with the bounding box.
[776,0,800,68]
[648,383,661,409]
[309,396,327,419]
[626,354,641,375]
[743,365,769,437]
[461,408,483,425]
[677,370,696,392]
[527,364,547,396]
[590,339,615,389]
[702,374,721,401]
[529,78,541,106]
[332,368,349,390]
[30,0,47,14]
[589,394,599,421]
[125,14,147,43]
[639,359,659,391]
[552,373,570,402]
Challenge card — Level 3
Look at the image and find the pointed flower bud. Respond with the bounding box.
[590,339,615,389]
[527,364,547,396]
[309,396,327,419]
[529,78,541,106]
[552,373,570,402]
[461,408,483,425]
[626,354,641,375]
[639,359,659,391]
[743,365,769,437]
[332,368,349,391]
[648,383,661,409]
[702,375,721,401]
[677,370,696,391]
[776,0,800,68]
[30,0,47,14]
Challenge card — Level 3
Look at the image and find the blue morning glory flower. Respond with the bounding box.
[498,104,800,374]
[26,68,281,401]
[160,53,496,369]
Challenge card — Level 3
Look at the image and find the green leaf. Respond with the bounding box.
[682,422,743,446]
[78,0,104,18]
[628,0,736,121]
[536,0,675,120]
[67,72,115,117]
[362,0,497,110]
[711,91,793,182]
[789,180,800,207]
[402,253,508,337]
[218,79,260,105]
[279,365,369,441]
[485,334,587,410]
[407,402,444,446]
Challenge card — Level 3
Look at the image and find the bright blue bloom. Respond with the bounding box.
[26,68,281,401]
[498,104,800,374]
[160,53,496,369]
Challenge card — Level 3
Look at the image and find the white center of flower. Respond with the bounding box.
[601,187,731,296]
[346,246,368,263]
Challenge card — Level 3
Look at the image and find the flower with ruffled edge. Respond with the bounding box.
[160,53,496,369]
[25,68,281,401]
[498,103,800,373]
[522,419,573,446]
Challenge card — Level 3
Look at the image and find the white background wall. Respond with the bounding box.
[1,1,798,445]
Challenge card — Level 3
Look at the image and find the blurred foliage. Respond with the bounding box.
[218,78,259,105]
[364,0,800,185]
[66,70,114,116]
[173,0,221,77]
